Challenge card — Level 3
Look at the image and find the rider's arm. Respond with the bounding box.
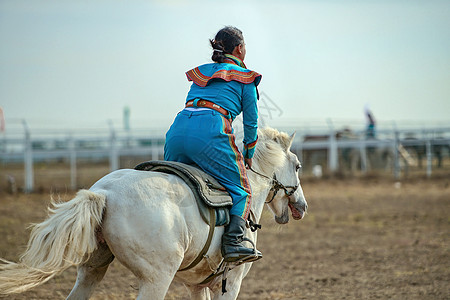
[242,83,258,159]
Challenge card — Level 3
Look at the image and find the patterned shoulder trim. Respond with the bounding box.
[186,67,261,87]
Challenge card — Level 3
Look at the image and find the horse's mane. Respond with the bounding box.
[252,127,291,177]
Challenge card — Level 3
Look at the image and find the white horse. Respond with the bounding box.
[0,127,308,299]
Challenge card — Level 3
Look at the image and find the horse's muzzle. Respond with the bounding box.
[288,201,307,220]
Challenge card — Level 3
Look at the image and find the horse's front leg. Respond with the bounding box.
[211,264,251,300]
[185,284,211,300]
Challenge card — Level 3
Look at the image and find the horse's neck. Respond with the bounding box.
[248,166,273,223]
[249,186,270,223]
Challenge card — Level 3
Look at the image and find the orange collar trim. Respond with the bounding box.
[186,67,261,87]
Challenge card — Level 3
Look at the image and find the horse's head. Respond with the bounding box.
[254,128,308,224]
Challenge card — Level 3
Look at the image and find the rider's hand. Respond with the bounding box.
[245,158,252,169]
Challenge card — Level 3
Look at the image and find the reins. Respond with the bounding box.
[248,166,299,204]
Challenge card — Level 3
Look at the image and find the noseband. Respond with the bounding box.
[248,167,299,204]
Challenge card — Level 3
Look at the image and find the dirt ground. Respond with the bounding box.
[0,176,449,299]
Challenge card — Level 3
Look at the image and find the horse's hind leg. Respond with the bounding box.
[66,242,114,300]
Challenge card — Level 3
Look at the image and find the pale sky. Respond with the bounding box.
[0,0,449,132]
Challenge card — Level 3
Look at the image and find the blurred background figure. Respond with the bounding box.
[0,107,5,133]
[365,104,376,139]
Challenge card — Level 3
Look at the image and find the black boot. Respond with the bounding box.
[221,215,262,263]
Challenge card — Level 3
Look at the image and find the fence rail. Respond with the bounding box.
[1,123,449,192]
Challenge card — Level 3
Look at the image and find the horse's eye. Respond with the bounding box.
[295,164,301,172]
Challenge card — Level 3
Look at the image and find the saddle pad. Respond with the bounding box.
[134,161,232,226]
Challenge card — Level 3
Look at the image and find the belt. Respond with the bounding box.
[185,99,230,118]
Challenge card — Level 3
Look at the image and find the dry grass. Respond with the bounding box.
[0,172,449,299]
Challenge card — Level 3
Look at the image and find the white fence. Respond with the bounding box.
[1,120,449,192]
[292,128,450,178]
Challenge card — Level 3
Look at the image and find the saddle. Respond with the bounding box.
[134,161,231,227]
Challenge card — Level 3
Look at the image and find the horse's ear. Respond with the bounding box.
[288,132,296,150]
[290,132,296,141]
[274,132,295,151]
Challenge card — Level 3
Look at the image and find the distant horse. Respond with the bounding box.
[300,130,400,174]
[0,127,308,300]
[403,137,450,169]
[300,129,361,174]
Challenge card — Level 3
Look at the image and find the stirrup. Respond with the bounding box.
[238,237,262,263]
[223,237,262,264]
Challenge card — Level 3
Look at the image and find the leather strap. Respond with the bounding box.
[178,207,216,272]
[186,99,230,118]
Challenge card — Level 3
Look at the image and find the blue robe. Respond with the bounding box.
[164,55,261,218]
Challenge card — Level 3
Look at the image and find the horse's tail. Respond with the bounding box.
[0,189,106,294]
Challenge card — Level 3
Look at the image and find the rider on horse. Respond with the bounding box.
[164,26,262,262]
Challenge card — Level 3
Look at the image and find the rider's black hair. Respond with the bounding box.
[209,26,244,63]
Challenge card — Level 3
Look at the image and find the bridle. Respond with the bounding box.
[248,167,299,204]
